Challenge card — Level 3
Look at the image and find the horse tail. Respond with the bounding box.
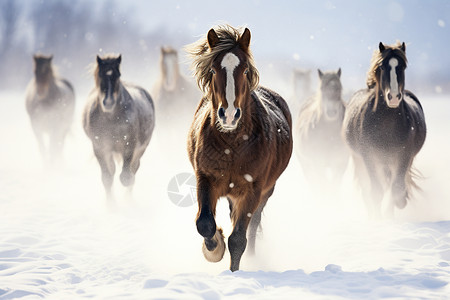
[61,79,75,94]
[406,164,424,201]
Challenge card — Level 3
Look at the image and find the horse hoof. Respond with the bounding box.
[202,228,225,263]
[196,211,216,239]
[120,172,135,187]
[395,197,407,209]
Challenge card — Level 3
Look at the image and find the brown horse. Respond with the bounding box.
[83,54,155,200]
[343,42,426,218]
[25,54,75,165]
[295,68,349,196]
[186,25,293,271]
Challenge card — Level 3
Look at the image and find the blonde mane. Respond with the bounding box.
[184,24,259,99]
[366,42,407,89]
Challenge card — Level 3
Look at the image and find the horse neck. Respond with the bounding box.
[35,70,56,97]
[161,59,179,89]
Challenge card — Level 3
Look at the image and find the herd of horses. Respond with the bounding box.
[24,25,426,271]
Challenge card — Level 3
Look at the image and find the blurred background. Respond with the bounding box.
[1,0,449,97]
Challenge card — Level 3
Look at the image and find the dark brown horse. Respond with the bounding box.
[25,54,75,165]
[295,68,349,196]
[343,42,426,218]
[186,25,293,271]
[83,54,155,199]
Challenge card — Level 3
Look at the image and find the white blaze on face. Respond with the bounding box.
[220,53,240,126]
[387,58,401,107]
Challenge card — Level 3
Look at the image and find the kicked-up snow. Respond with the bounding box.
[0,91,450,299]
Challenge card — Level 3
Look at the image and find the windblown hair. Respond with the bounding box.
[184,24,259,99]
[366,41,407,111]
[366,41,407,89]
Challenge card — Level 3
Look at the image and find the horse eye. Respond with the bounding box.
[244,69,249,75]
[210,68,216,75]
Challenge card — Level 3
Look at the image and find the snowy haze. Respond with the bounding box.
[1,0,450,299]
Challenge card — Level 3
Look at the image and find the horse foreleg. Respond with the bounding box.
[94,147,115,199]
[120,145,136,187]
[229,190,262,272]
[196,174,224,262]
[247,186,273,255]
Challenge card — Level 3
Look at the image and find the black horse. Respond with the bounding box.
[343,42,426,218]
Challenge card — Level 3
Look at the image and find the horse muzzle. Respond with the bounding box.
[217,107,241,132]
[102,96,116,112]
[385,90,403,108]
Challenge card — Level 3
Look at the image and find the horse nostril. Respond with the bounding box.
[218,107,225,119]
[387,93,393,100]
[397,93,402,100]
[234,108,241,120]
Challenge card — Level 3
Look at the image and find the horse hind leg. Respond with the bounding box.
[390,157,413,210]
[247,186,273,255]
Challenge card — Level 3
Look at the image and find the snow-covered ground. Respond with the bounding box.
[1,90,450,299]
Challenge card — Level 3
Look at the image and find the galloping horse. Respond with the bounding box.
[152,46,200,155]
[152,46,199,119]
[83,54,155,199]
[25,54,75,165]
[186,25,293,271]
[343,42,426,218]
[295,69,348,195]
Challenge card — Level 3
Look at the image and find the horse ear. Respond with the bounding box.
[239,28,251,52]
[379,42,386,52]
[318,69,323,79]
[337,67,342,78]
[48,55,53,62]
[207,29,219,49]
[96,55,103,65]
[401,42,406,52]
[117,54,122,65]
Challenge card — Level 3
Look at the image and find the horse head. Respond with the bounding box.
[318,68,343,120]
[33,54,54,96]
[207,28,254,132]
[96,54,122,113]
[376,42,407,108]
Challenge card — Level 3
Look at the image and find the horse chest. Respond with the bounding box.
[197,134,260,180]
[363,109,415,151]
[90,112,136,149]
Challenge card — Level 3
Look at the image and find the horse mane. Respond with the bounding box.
[184,24,259,99]
[296,94,322,138]
[366,41,407,89]
[366,42,407,110]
